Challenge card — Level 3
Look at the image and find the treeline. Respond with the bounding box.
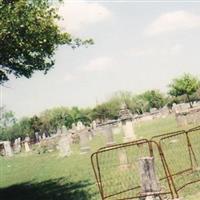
[1,74,200,141]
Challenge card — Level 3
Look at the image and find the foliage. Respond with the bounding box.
[0,106,16,128]
[0,0,93,84]
[143,90,166,110]
[169,73,200,107]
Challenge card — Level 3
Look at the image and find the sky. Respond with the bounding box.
[2,0,200,118]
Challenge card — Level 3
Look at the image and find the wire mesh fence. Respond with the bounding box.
[91,126,200,200]
[91,140,173,200]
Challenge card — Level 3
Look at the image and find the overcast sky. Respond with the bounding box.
[3,0,200,118]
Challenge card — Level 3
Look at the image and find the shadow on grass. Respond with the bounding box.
[0,178,97,200]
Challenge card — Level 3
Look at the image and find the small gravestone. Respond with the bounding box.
[35,132,39,143]
[13,138,21,153]
[88,129,93,141]
[79,130,90,154]
[42,133,46,139]
[77,121,84,131]
[2,141,13,157]
[104,126,115,146]
[91,120,97,130]
[58,135,71,157]
[24,136,31,152]
[62,125,67,134]
[72,123,76,130]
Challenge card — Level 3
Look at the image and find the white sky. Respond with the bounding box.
[3,0,200,118]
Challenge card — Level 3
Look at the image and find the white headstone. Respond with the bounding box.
[92,120,97,130]
[14,138,21,153]
[62,125,67,134]
[42,133,46,140]
[122,119,136,142]
[103,126,115,146]
[58,135,71,157]
[79,130,90,154]
[77,121,84,131]
[24,137,31,152]
[3,141,13,157]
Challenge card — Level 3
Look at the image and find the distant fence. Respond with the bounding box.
[91,126,200,200]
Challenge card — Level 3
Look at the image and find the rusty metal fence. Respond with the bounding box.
[91,126,200,199]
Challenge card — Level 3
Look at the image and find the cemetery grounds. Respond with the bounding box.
[0,115,200,200]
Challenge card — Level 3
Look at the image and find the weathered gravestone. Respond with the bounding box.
[103,126,115,146]
[119,104,136,142]
[138,157,160,200]
[62,125,67,134]
[91,120,97,130]
[13,138,21,153]
[24,136,31,152]
[42,133,46,140]
[35,132,39,143]
[79,130,90,154]
[58,135,71,157]
[0,141,13,157]
[77,121,85,131]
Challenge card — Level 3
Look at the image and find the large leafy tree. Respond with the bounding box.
[169,74,200,108]
[143,90,166,110]
[0,0,92,84]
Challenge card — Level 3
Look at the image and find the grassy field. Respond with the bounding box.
[0,114,200,200]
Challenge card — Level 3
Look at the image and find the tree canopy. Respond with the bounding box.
[169,73,200,107]
[0,0,93,84]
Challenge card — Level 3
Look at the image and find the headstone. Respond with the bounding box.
[35,132,39,143]
[24,136,31,152]
[42,133,46,140]
[13,138,21,153]
[138,157,160,200]
[119,104,136,142]
[58,135,71,157]
[88,129,93,141]
[71,123,76,130]
[103,126,115,146]
[79,130,90,154]
[61,125,67,134]
[91,120,97,130]
[77,121,84,131]
[150,108,157,113]
[122,120,135,142]
[3,141,13,157]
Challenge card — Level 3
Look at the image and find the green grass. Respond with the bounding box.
[0,115,200,200]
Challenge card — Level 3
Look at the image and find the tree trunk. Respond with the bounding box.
[186,94,193,108]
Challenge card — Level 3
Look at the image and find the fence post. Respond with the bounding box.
[138,157,160,200]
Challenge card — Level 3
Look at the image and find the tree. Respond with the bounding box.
[0,106,16,128]
[0,0,93,84]
[169,74,200,108]
[143,90,166,110]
